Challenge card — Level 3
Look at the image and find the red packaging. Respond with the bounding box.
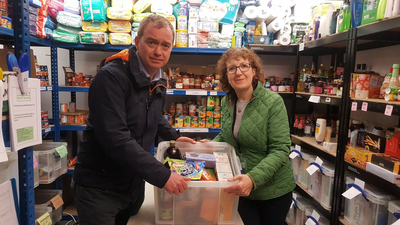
[68,115,75,124]
[48,0,63,19]
[41,111,49,119]
[385,131,400,159]
[36,0,49,39]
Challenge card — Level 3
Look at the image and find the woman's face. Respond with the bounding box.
[226,57,256,92]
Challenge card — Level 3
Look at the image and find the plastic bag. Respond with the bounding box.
[48,0,64,19]
[133,0,151,14]
[107,7,132,20]
[36,0,49,39]
[57,11,82,28]
[57,23,82,34]
[109,33,132,45]
[81,0,107,22]
[45,15,57,30]
[82,21,108,32]
[53,30,79,43]
[79,32,109,44]
[64,0,81,15]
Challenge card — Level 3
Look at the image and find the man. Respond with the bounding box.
[73,14,195,225]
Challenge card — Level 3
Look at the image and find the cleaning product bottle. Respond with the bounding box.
[343,2,351,31]
[337,5,345,33]
[331,9,340,34]
[255,24,262,36]
[351,0,364,28]
[378,0,388,20]
[385,0,394,18]
[393,0,400,15]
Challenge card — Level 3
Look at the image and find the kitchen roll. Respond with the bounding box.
[278,33,291,45]
[265,5,280,24]
[267,18,283,33]
[257,6,271,20]
[282,5,292,17]
[281,24,292,34]
[243,6,259,20]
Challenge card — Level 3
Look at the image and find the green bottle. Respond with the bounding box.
[337,6,344,33]
[343,3,351,31]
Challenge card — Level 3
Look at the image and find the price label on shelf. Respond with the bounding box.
[308,95,320,103]
[361,102,368,111]
[385,105,393,116]
[186,90,207,96]
[299,43,305,51]
[325,97,331,103]
[351,102,358,111]
[209,91,218,96]
[47,86,52,91]
[166,90,173,95]
[44,128,51,133]
[296,95,302,98]
[40,86,46,91]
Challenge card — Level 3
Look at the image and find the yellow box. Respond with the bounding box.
[346,145,376,162]
[108,20,131,33]
[313,3,341,19]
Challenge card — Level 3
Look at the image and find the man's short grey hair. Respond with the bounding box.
[137,14,175,42]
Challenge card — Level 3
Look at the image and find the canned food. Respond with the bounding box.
[206,117,214,128]
[199,117,206,128]
[184,115,191,127]
[175,116,184,128]
[69,102,76,112]
[207,96,215,107]
[213,106,221,118]
[170,103,176,114]
[215,96,221,107]
[83,114,88,123]
[191,116,199,127]
[213,118,221,128]
[60,103,68,112]
[201,96,207,106]
[41,111,49,119]
[76,115,84,124]
[206,107,214,117]
[61,115,68,123]
[182,104,188,115]
[196,96,202,105]
[169,114,174,125]
[199,106,206,118]
[0,1,8,10]
[176,103,183,115]
[68,115,76,124]
[189,104,196,116]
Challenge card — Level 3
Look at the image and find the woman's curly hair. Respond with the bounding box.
[216,48,265,93]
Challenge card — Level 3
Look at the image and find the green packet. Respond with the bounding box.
[79,32,109,45]
[53,30,79,43]
[164,158,206,181]
[57,24,82,35]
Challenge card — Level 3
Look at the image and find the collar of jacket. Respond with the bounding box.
[226,81,264,104]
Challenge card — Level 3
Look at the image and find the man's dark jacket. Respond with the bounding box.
[74,47,180,192]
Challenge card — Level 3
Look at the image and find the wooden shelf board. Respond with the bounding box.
[296,92,342,99]
[351,97,400,105]
[291,135,337,157]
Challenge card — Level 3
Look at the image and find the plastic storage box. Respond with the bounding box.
[290,149,313,183]
[344,176,393,225]
[35,189,63,225]
[35,206,53,225]
[33,151,39,188]
[297,153,316,190]
[295,196,313,225]
[305,207,330,225]
[286,191,299,225]
[33,142,68,184]
[155,141,241,225]
[320,162,335,210]
[387,200,400,225]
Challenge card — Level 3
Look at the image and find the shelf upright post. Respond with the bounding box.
[330,28,358,225]
[69,49,78,157]
[52,47,61,142]
[290,45,300,133]
[13,0,35,224]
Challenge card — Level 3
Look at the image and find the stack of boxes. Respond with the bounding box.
[188,7,199,48]
[214,152,233,181]
[107,3,132,45]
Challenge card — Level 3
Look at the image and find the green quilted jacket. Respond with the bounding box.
[213,82,295,200]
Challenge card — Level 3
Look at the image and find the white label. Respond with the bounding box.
[306,164,319,175]
[167,90,173,94]
[309,95,321,103]
[48,86,52,91]
[385,105,393,116]
[40,86,46,91]
[305,218,316,225]
[392,219,400,225]
[315,156,323,166]
[289,151,299,159]
[45,128,51,133]
[362,102,368,111]
[296,95,302,98]
[299,43,305,51]
[355,178,365,190]
[210,91,218,96]
[351,102,357,111]
[326,97,331,102]
[295,145,301,151]
[311,210,320,222]
[186,90,207,96]
[342,187,362,200]
[188,128,208,133]
[293,193,297,200]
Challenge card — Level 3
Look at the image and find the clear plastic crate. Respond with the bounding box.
[155,141,241,225]
[295,196,313,225]
[35,206,53,225]
[388,200,400,225]
[320,163,335,210]
[33,142,68,184]
[33,151,39,188]
[286,191,299,224]
[305,208,330,225]
[344,177,393,225]
[298,153,316,190]
[290,149,312,183]
[35,189,63,225]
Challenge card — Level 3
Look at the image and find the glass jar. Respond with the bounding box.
[204,75,213,90]
[189,73,195,89]
[194,75,202,89]
[201,76,206,89]
[182,73,190,89]
[176,74,183,89]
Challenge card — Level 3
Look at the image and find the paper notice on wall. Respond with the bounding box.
[8,77,42,151]
[0,82,7,163]
[0,180,19,225]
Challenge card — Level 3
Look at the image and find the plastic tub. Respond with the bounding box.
[320,163,335,210]
[305,207,330,225]
[290,148,312,183]
[387,200,400,225]
[35,206,53,225]
[344,177,393,225]
[295,197,313,225]
[33,142,68,184]
[35,189,63,225]
[155,141,241,225]
[297,153,316,190]
[33,151,39,188]
[286,191,299,225]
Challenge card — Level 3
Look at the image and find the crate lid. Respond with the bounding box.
[389,200,400,213]
[296,196,312,211]
[321,162,335,177]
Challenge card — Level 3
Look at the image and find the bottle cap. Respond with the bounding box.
[170,140,176,146]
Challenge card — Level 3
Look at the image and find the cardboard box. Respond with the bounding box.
[0,49,37,77]
[351,73,384,99]
[370,154,400,174]
[345,152,368,170]
[188,20,198,34]
[366,162,400,184]
[346,145,376,162]
[386,131,400,159]
[357,131,386,153]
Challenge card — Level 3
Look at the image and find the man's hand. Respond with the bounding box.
[176,137,196,144]
[199,139,213,143]
[223,174,254,196]
[163,172,191,195]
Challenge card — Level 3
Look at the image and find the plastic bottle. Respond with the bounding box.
[385,0,394,18]
[294,116,299,135]
[351,0,364,27]
[304,116,313,137]
[389,64,400,87]
[310,62,317,76]
[316,118,327,144]
[393,0,400,16]
[337,6,344,33]
[343,3,351,31]
[318,64,325,77]
[378,0,388,20]
[298,117,305,137]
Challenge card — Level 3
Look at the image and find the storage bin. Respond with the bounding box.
[290,148,312,183]
[0,151,18,185]
[35,189,63,225]
[35,206,53,225]
[387,200,400,225]
[297,153,316,190]
[305,208,330,225]
[33,142,68,184]
[320,163,335,210]
[286,191,299,225]
[33,151,39,188]
[308,159,334,208]
[344,177,393,225]
[155,141,241,225]
[295,197,313,225]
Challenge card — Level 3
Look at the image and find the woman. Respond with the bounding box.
[205,48,295,225]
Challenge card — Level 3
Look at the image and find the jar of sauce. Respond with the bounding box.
[176,74,183,89]
[189,73,195,89]
[201,76,206,89]
[195,75,202,89]
[205,75,213,90]
[182,73,190,89]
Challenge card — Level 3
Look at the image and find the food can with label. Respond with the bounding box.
[61,114,68,123]
[213,106,221,118]
[182,104,188,115]
[184,115,191,127]
[207,96,215,107]
[199,106,206,118]
[175,116,184,128]
[201,96,207,106]
[168,114,174,125]
[68,115,76,124]
[76,115,84,124]
[191,116,199,127]
[206,107,214,117]
[69,102,76,112]
[206,117,214,128]
[176,103,183,115]
[199,117,206,128]
[189,104,197,116]
[60,103,68,112]
[169,103,176,114]
[213,118,221,128]
[176,30,188,47]
[215,96,221,106]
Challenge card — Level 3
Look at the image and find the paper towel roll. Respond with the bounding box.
[278,33,291,45]
[273,40,279,45]
[264,6,280,24]
[267,18,283,33]
[259,0,270,6]
[281,24,292,34]
[282,6,292,17]
[243,6,259,20]
[257,6,271,20]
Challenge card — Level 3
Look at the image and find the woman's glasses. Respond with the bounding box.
[226,64,252,75]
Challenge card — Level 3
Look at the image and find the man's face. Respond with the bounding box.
[135,22,174,76]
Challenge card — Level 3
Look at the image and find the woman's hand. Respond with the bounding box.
[199,139,213,143]
[176,137,196,144]
[223,174,254,197]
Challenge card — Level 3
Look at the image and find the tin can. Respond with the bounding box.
[169,103,176,114]
[206,107,214,117]
[83,114,88,123]
[207,96,215,107]
[199,106,206,118]
[60,103,68,112]
[182,104,188,114]
[206,117,214,128]
[61,115,68,123]
[176,103,183,115]
[213,118,221,128]
[191,116,199,127]
[184,115,191,127]
[285,85,291,93]
[189,104,196,116]
[175,116,184,128]
[169,114,174,125]
[213,106,221,118]
[199,117,206,128]
[215,96,221,107]
[201,96,207,106]
[41,111,49,119]
[76,115,84,124]
[176,30,188,47]
[69,102,76,112]
[68,115,76,124]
